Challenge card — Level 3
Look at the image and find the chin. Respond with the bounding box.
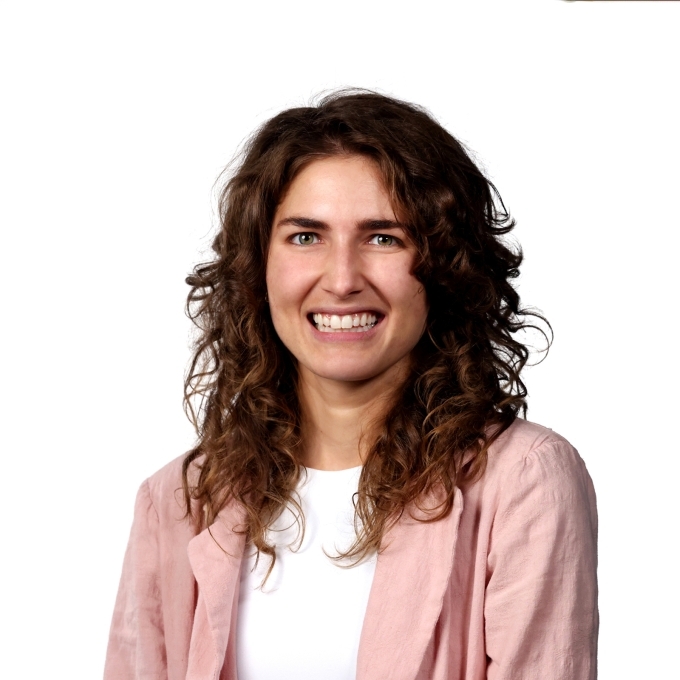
[303,356,402,384]
[315,369,379,383]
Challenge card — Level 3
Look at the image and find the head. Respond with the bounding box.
[183,90,548,573]
[193,91,524,389]
[266,153,428,390]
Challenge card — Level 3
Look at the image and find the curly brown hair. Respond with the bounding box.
[182,89,549,578]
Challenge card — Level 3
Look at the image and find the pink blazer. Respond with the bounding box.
[104,419,598,679]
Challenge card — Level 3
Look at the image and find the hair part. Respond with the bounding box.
[182,89,551,583]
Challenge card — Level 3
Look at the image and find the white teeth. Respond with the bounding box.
[311,312,380,332]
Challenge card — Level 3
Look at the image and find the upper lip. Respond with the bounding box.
[307,308,385,316]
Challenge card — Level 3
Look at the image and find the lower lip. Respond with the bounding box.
[308,317,383,342]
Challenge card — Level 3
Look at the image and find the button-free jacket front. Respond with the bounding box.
[104,419,598,680]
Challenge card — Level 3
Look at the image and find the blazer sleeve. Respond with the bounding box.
[104,480,167,680]
[484,439,599,680]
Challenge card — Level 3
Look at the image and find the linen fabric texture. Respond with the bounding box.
[104,418,598,680]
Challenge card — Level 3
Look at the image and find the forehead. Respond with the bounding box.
[275,155,396,222]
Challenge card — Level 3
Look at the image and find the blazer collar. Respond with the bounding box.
[186,489,464,680]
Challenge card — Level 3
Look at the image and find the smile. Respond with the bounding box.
[309,312,380,333]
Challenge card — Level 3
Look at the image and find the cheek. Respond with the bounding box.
[391,274,429,332]
[379,261,425,305]
[407,286,429,328]
[266,252,312,321]
[266,248,293,300]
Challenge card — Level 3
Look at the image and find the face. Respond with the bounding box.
[266,155,428,386]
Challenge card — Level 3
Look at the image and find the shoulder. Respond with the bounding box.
[140,453,199,526]
[484,418,595,504]
[488,418,582,470]
[490,418,570,459]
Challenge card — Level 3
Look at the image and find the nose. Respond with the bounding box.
[321,240,365,299]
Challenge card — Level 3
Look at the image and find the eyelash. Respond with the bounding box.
[289,233,402,247]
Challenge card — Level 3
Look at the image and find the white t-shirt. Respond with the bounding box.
[236,465,377,680]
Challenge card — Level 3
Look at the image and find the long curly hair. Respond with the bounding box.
[182,90,549,578]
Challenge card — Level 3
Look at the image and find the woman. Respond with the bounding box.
[105,91,598,680]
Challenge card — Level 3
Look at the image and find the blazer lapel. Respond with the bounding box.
[186,501,247,680]
[184,487,464,680]
[357,488,464,680]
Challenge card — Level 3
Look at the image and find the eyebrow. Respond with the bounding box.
[276,216,405,231]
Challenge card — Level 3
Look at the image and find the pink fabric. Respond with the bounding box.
[104,419,598,679]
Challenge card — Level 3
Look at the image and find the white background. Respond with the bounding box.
[1,1,678,677]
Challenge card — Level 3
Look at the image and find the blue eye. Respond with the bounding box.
[370,234,395,246]
[292,233,318,245]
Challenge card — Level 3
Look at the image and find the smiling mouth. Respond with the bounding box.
[309,312,382,333]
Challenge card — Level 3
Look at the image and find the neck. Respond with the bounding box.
[296,360,409,471]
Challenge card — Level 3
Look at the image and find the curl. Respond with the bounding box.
[181,89,551,579]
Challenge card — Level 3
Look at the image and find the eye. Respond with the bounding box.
[291,233,319,246]
[369,234,396,246]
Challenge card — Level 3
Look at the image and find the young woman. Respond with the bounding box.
[105,91,598,680]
